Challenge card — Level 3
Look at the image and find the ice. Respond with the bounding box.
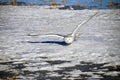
[0,6,120,80]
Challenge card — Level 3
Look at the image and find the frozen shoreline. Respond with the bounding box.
[0,6,120,80]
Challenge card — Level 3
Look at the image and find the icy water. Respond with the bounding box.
[0,6,120,80]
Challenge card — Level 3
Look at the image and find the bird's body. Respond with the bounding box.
[28,12,98,45]
[63,12,98,44]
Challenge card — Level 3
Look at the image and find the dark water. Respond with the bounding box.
[0,61,120,80]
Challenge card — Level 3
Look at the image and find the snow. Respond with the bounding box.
[0,6,120,80]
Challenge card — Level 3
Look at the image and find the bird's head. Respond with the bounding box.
[64,36,74,44]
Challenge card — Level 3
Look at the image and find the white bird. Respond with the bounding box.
[28,12,98,45]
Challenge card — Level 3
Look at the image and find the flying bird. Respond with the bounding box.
[28,12,98,45]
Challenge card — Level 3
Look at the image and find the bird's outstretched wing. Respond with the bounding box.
[27,33,65,38]
[71,11,99,36]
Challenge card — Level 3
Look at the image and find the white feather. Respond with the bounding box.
[27,12,99,44]
[28,34,64,38]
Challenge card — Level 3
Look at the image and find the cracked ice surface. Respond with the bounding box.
[0,6,120,80]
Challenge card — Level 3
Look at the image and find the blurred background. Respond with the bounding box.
[0,0,120,9]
